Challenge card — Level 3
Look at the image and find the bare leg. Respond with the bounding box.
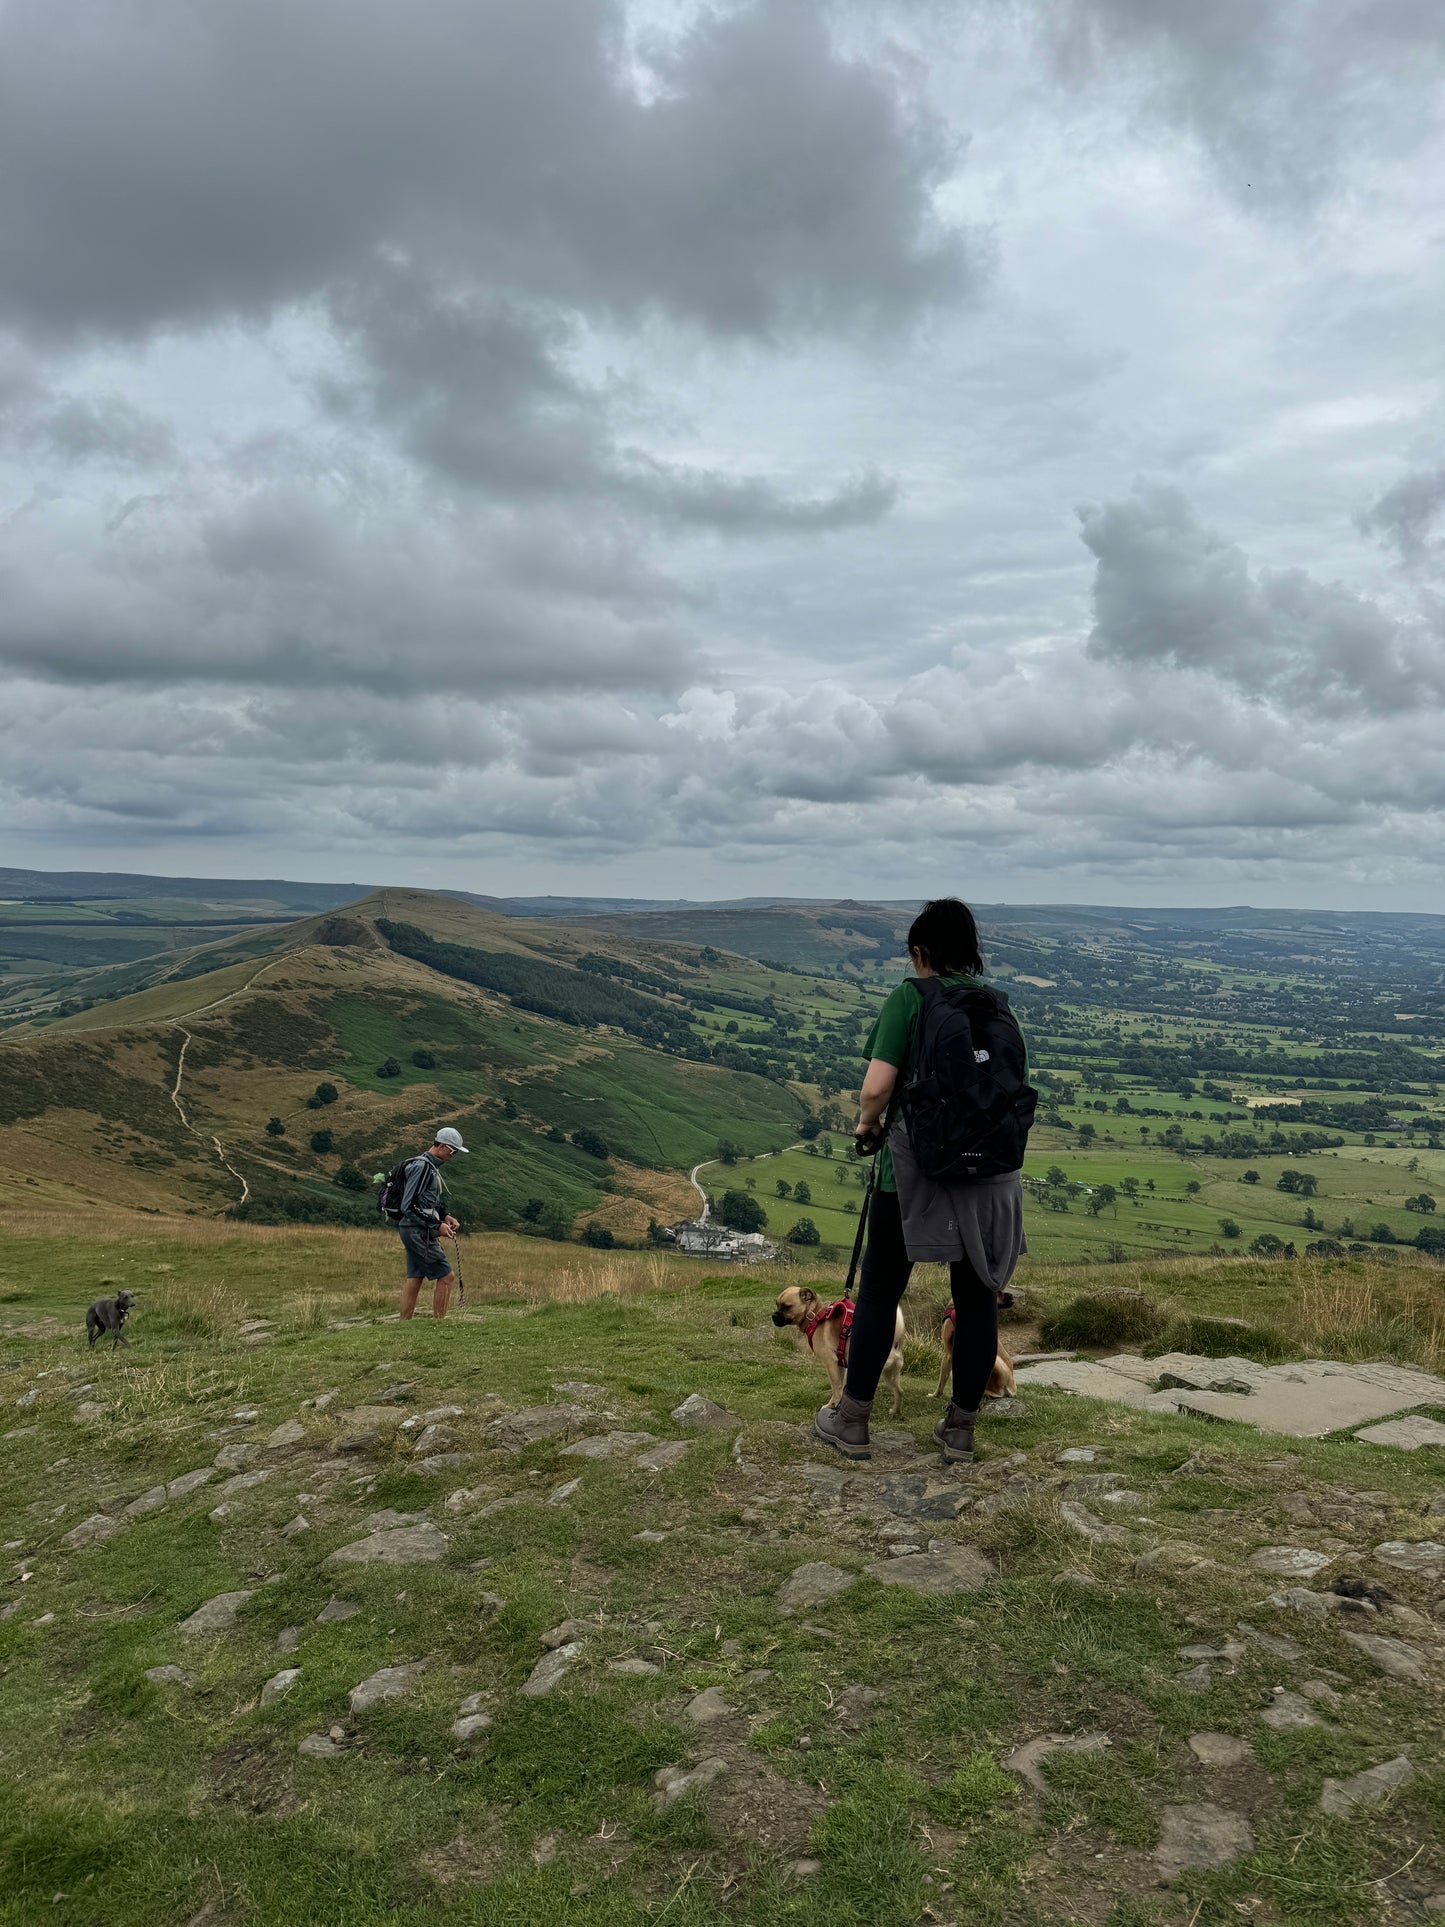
[931,1327,952,1400]
[399,1277,423,1320]
[431,1272,454,1319]
[824,1349,845,1407]
[882,1350,904,1418]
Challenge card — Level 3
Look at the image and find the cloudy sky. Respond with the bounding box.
[3,0,1444,909]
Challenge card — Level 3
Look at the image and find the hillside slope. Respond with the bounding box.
[0,892,807,1238]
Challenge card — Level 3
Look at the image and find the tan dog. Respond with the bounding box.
[932,1305,1016,1402]
[772,1285,904,1417]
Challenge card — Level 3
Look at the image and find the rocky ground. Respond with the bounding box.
[2,1278,1443,1927]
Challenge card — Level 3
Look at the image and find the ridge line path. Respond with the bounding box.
[161,956,288,1211]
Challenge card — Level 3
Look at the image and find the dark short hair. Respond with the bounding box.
[907,898,983,977]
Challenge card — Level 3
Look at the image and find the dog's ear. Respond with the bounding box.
[798,1287,817,1304]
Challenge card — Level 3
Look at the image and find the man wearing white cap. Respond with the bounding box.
[397,1126,468,1319]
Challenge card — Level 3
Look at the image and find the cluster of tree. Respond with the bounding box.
[378,919,698,1053]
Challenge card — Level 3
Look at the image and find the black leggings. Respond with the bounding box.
[843,1184,998,1411]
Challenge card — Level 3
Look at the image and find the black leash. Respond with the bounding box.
[446,1228,465,1306]
[843,1152,878,1299]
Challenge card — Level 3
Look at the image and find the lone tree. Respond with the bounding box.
[582,1221,616,1249]
[334,1165,368,1192]
[793,1180,812,1205]
[307,1082,338,1109]
[265,1116,286,1137]
[718,1189,767,1233]
[411,1048,437,1069]
[775,1178,792,1199]
[788,1216,821,1246]
[376,1057,401,1079]
[1085,1182,1118,1218]
[309,1129,334,1154]
[571,1128,609,1160]
[1404,1193,1437,1214]
[1219,1218,1242,1239]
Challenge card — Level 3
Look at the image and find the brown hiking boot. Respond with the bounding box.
[814,1393,872,1461]
[934,1403,979,1464]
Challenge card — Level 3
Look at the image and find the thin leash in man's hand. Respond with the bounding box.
[447,1227,465,1305]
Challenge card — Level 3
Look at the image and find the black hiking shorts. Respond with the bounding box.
[399,1226,452,1281]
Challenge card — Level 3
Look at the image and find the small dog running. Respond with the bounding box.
[86,1289,136,1351]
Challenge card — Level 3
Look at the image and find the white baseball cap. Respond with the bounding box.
[434,1126,470,1153]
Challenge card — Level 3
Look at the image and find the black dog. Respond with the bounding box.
[86,1289,136,1350]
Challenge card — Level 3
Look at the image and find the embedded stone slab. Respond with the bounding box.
[266,1419,306,1450]
[179,1590,253,1636]
[865,1545,995,1594]
[654,1756,728,1807]
[520,1642,582,1698]
[1373,1540,1444,1575]
[327,1523,448,1565]
[61,1513,122,1550]
[122,1485,170,1521]
[1155,1804,1254,1880]
[1249,1546,1332,1578]
[559,1431,657,1460]
[1341,1632,1429,1683]
[1188,1733,1252,1767]
[1019,1352,1445,1440]
[350,1661,426,1715]
[634,1441,690,1473]
[1059,1502,1128,1546]
[872,1475,971,1521]
[1356,1416,1445,1450]
[776,1562,857,1616]
[487,1404,592,1451]
[261,1667,301,1708]
[1320,1756,1415,1815]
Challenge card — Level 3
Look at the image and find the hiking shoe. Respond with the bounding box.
[814,1394,872,1461]
[934,1403,979,1464]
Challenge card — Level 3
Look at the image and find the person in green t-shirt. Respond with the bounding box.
[814,899,1028,1465]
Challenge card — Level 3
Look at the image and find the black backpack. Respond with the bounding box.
[377,1159,414,1224]
[899,979,1037,1183]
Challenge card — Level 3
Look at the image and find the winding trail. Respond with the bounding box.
[688,1160,715,1223]
[160,957,284,1212]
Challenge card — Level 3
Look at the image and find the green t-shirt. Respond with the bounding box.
[863,974,980,1193]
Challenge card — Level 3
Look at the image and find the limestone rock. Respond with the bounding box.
[451,1712,493,1741]
[1373,1539,1444,1574]
[280,1516,310,1539]
[214,1442,262,1473]
[415,1453,464,1475]
[145,1664,193,1687]
[1249,1546,1331,1577]
[179,1590,253,1636]
[316,1596,359,1623]
[122,1485,170,1521]
[412,1423,458,1456]
[1059,1501,1128,1545]
[559,1431,657,1460]
[1135,1545,1212,1579]
[609,1658,660,1676]
[1259,1691,1319,1731]
[266,1419,306,1450]
[328,1523,448,1566]
[1355,1417,1445,1450]
[1003,1731,1111,1794]
[261,1667,300,1707]
[634,1441,690,1473]
[62,1513,121,1550]
[540,1617,597,1649]
[1341,1631,1428,1683]
[670,1393,736,1428]
[874,1475,970,1521]
[445,1487,483,1513]
[336,1431,380,1455]
[1175,1664,1213,1694]
[865,1545,994,1594]
[72,1401,106,1424]
[654,1756,728,1807]
[275,1625,302,1654]
[684,1686,733,1724]
[298,1729,352,1760]
[1055,1447,1100,1464]
[776,1562,857,1616]
[1320,1756,1415,1815]
[1188,1732,1252,1767]
[521,1642,582,1698]
[349,1661,426,1715]
[488,1403,591,1450]
[1178,1640,1245,1663]
[217,1468,275,1500]
[1154,1804,1254,1880]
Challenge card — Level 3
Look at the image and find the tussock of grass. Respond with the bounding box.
[1039,1287,1168,1350]
[1146,1313,1291,1361]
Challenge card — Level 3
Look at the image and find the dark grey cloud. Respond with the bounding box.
[1358,465,1445,566]
[322,265,896,531]
[1039,0,1445,206]
[1080,484,1442,715]
[0,0,972,345]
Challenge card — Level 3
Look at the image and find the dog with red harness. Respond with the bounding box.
[772,1284,904,1422]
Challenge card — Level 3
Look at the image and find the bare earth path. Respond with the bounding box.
[161,957,286,1210]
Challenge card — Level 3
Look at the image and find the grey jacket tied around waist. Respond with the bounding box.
[399,1153,446,1230]
[888,1118,1026,1285]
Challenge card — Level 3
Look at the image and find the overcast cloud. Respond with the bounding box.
[2,0,1444,908]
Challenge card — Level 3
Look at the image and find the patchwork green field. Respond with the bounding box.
[2,1220,1443,1927]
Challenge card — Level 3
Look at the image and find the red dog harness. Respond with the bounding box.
[943,1304,956,1326]
[802,1297,855,1368]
